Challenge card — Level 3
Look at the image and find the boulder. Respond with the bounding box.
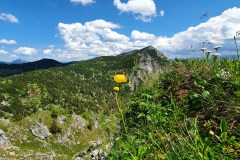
[29,122,51,139]
[71,114,86,130]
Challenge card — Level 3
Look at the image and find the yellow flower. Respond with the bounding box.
[209,130,215,136]
[115,137,120,141]
[113,86,120,91]
[114,73,127,83]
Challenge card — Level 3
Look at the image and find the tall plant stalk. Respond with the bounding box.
[115,93,127,134]
[234,36,239,59]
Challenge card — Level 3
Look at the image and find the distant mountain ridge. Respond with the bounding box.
[0,46,168,78]
[0,59,28,64]
[11,59,28,64]
[0,58,67,77]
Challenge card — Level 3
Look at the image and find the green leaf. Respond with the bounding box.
[202,90,210,98]
[220,118,228,132]
[221,132,227,142]
[137,113,145,118]
[235,90,240,97]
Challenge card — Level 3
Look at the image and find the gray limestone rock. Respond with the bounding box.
[88,139,103,152]
[56,115,67,124]
[89,149,106,160]
[29,122,51,139]
[71,113,86,130]
[0,129,11,148]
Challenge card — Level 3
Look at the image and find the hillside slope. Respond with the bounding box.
[0,46,168,159]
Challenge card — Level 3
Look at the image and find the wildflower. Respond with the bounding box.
[214,45,221,50]
[214,45,221,52]
[205,50,211,60]
[113,86,119,91]
[205,50,211,54]
[115,137,120,141]
[212,53,220,57]
[201,48,207,52]
[114,73,127,83]
[0,100,10,106]
[209,130,215,136]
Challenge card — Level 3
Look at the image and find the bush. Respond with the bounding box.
[50,120,61,134]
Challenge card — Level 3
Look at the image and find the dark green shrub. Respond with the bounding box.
[50,120,61,134]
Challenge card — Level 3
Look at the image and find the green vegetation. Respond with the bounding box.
[0,45,239,159]
[110,58,240,159]
[0,46,168,159]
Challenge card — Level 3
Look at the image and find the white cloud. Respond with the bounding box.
[43,45,55,54]
[159,10,165,17]
[131,30,156,40]
[14,47,38,55]
[0,39,17,45]
[70,0,95,5]
[151,7,240,58]
[57,7,240,60]
[43,49,53,54]
[85,19,120,29]
[113,0,157,22]
[0,50,8,54]
[10,54,19,58]
[0,13,19,23]
[58,19,131,59]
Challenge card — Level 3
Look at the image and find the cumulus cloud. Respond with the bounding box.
[152,7,240,58]
[43,45,55,54]
[0,39,17,45]
[0,50,8,54]
[159,10,165,17]
[113,0,157,22]
[131,30,156,40]
[14,47,38,55]
[43,49,53,54]
[70,0,95,5]
[85,19,120,29]
[10,54,19,58]
[58,19,131,59]
[0,13,19,23]
[57,7,240,60]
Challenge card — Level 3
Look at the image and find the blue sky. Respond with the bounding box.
[0,0,240,62]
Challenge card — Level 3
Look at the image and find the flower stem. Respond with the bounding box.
[115,93,127,133]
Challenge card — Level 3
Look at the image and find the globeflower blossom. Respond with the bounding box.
[113,86,120,91]
[114,73,127,83]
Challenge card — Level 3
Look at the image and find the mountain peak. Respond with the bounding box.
[144,45,157,50]
[117,46,167,60]
[11,59,28,64]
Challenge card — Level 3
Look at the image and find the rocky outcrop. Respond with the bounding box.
[87,139,103,152]
[89,149,106,160]
[75,139,104,160]
[0,129,12,148]
[126,46,168,90]
[29,122,51,139]
[71,114,86,130]
[56,115,67,124]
